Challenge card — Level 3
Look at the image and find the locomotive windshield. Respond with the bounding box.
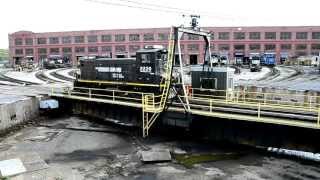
[141,54,151,63]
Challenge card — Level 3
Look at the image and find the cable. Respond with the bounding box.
[85,0,235,21]
[114,0,211,15]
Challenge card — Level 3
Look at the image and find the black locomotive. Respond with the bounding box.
[74,46,168,93]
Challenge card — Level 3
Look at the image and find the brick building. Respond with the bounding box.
[8,26,320,65]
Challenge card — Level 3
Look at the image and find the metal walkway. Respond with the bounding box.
[51,86,320,134]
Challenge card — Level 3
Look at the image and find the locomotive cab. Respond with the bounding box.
[135,45,167,84]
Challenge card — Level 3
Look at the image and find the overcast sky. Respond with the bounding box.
[1,0,320,48]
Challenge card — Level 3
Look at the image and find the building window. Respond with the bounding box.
[25,48,34,55]
[296,51,307,56]
[88,46,98,53]
[115,45,126,52]
[38,48,47,54]
[158,33,168,41]
[210,32,214,40]
[75,47,85,53]
[115,34,125,42]
[101,34,112,42]
[188,34,200,40]
[249,44,261,50]
[87,35,98,43]
[37,38,47,44]
[210,44,215,51]
[249,32,261,40]
[281,44,292,50]
[50,48,59,54]
[74,36,85,43]
[14,38,23,46]
[203,44,214,51]
[49,37,59,44]
[15,49,23,55]
[311,44,320,50]
[218,32,229,40]
[233,32,245,40]
[63,47,72,53]
[187,44,199,51]
[265,32,276,39]
[265,44,276,50]
[129,34,140,41]
[143,33,154,41]
[25,38,33,45]
[101,46,112,52]
[312,32,320,39]
[296,44,307,50]
[280,32,292,40]
[296,32,308,39]
[218,44,230,51]
[129,45,140,52]
[234,44,245,50]
[62,36,72,44]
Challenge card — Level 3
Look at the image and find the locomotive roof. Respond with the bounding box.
[81,58,136,61]
[136,48,166,53]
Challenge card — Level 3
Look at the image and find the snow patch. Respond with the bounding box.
[5,71,46,84]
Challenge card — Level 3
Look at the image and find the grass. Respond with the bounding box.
[0,49,8,60]
[173,152,244,168]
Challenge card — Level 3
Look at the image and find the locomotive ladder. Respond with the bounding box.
[142,27,175,137]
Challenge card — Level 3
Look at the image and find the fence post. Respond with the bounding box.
[89,88,92,99]
[113,90,115,101]
[210,99,212,113]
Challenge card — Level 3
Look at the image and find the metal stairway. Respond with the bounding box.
[142,27,176,137]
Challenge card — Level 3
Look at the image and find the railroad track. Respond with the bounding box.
[35,71,57,83]
[50,69,74,82]
[0,71,39,86]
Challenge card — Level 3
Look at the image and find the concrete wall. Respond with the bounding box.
[0,96,39,131]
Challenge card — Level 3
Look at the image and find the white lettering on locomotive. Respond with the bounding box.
[139,66,152,73]
[95,67,122,72]
[112,73,124,79]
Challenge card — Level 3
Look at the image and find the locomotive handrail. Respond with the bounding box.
[190,92,319,108]
[186,95,319,113]
[170,101,320,129]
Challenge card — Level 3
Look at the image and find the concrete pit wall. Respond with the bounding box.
[0,96,40,131]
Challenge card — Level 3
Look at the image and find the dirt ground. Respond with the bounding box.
[0,115,319,180]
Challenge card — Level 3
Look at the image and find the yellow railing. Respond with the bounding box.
[51,85,320,129]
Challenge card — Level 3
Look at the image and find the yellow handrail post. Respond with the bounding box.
[309,96,312,111]
[243,89,245,102]
[318,108,320,127]
[236,91,239,103]
[210,99,212,113]
[51,87,54,96]
[112,90,115,101]
[258,103,261,119]
[152,94,155,109]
